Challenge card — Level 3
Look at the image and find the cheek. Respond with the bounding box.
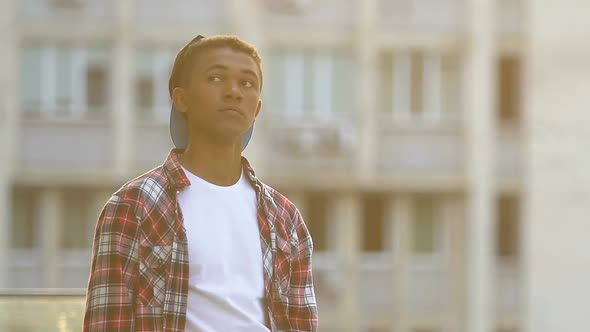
[189,89,211,103]
[245,92,261,107]
[186,89,216,113]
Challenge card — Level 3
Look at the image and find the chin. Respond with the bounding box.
[211,127,248,143]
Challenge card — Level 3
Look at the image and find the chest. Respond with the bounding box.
[178,188,263,283]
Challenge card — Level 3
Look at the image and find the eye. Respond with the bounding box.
[208,75,222,82]
[242,80,254,88]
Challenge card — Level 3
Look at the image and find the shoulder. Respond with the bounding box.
[261,183,299,219]
[111,165,171,213]
[94,166,167,234]
[261,183,307,231]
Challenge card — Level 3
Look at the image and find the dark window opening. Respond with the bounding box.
[362,193,387,252]
[497,56,522,124]
[304,192,329,252]
[496,195,520,258]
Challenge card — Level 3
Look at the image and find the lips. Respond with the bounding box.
[219,107,244,117]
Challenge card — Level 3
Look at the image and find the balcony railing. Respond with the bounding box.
[136,0,227,25]
[263,0,355,36]
[378,0,466,34]
[262,115,357,177]
[377,122,465,176]
[20,118,113,170]
[20,0,116,22]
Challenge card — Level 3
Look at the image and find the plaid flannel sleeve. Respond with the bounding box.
[288,208,319,331]
[83,195,140,332]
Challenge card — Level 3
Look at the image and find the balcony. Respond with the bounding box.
[497,0,525,36]
[9,250,43,288]
[19,0,116,23]
[261,115,357,179]
[496,259,522,318]
[263,0,355,39]
[135,120,174,171]
[9,250,90,289]
[378,0,466,37]
[377,120,465,177]
[409,264,449,313]
[497,125,523,180]
[136,0,228,28]
[312,255,344,321]
[19,117,112,171]
[359,262,397,318]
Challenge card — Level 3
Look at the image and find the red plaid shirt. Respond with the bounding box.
[83,148,318,331]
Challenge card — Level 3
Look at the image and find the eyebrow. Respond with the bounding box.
[205,64,259,80]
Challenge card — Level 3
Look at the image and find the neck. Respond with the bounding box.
[180,138,243,187]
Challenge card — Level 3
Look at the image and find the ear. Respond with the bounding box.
[172,87,189,114]
[254,99,262,120]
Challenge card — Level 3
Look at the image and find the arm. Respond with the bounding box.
[288,208,319,332]
[83,195,139,332]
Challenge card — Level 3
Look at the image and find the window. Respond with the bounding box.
[264,0,311,13]
[265,50,354,117]
[55,48,72,114]
[497,56,521,123]
[137,77,154,110]
[410,53,424,115]
[87,66,107,110]
[20,45,110,119]
[441,55,462,119]
[134,49,174,121]
[304,192,329,252]
[11,187,39,249]
[21,47,42,114]
[49,0,83,9]
[86,48,109,115]
[496,195,520,258]
[381,51,461,123]
[265,52,286,115]
[362,193,388,252]
[413,195,436,254]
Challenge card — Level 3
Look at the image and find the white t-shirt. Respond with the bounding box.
[177,166,270,332]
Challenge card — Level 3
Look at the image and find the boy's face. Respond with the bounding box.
[173,46,262,147]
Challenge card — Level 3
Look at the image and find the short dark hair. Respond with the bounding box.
[168,34,263,98]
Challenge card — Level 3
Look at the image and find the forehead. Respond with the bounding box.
[191,46,260,77]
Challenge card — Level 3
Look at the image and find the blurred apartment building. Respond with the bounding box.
[0,0,529,331]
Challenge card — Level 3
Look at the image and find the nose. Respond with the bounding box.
[224,80,243,100]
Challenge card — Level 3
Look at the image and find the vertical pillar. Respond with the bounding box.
[392,195,411,332]
[113,0,134,179]
[465,0,496,331]
[0,0,18,289]
[446,196,467,332]
[524,0,590,331]
[39,188,61,288]
[0,179,10,289]
[355,0,378,180]
[335,192,361,330]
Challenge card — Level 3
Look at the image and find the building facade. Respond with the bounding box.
[0,0,540,331]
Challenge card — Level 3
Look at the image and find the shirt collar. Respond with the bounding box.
[162,148,265,201]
